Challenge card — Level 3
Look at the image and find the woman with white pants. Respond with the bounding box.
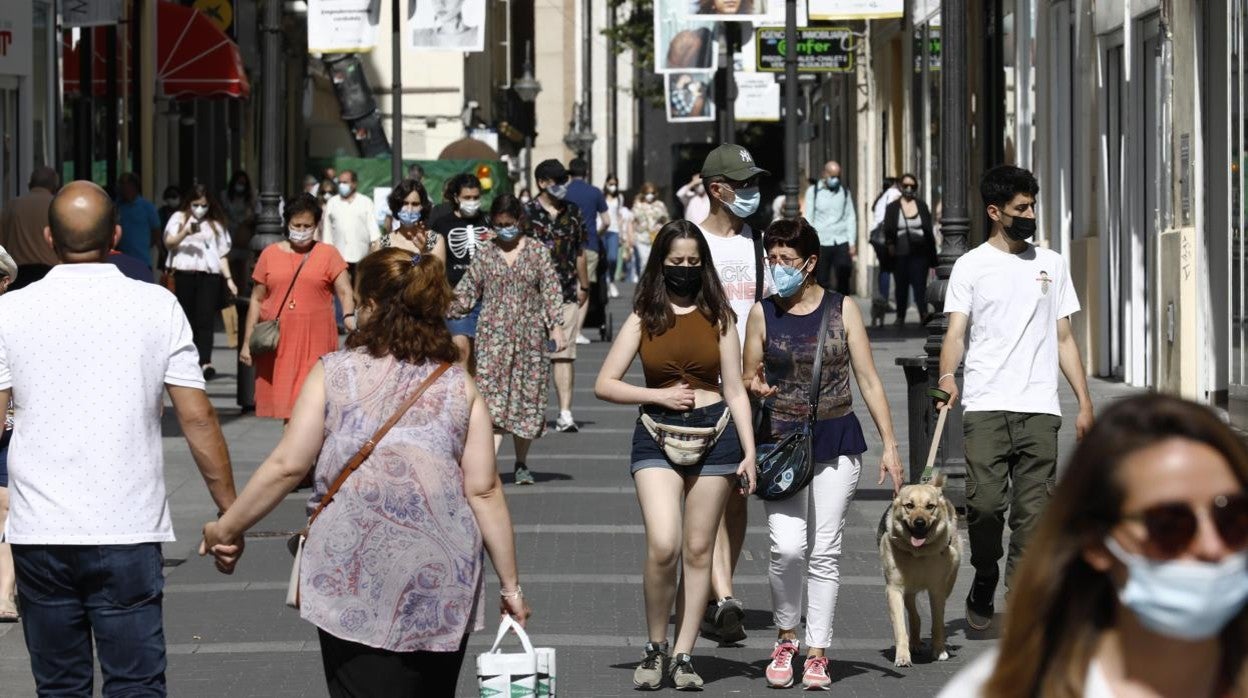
[742,217,904,690]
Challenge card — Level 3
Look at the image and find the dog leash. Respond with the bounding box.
[921,388,953,483]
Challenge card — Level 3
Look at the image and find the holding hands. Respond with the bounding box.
[199,519,244,575]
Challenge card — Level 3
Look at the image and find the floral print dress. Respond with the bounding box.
[451,239,564,439]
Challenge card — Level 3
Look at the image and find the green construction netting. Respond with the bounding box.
[306,157,513,209]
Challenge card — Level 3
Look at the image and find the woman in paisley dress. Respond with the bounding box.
[203,248,530,697]
[451,194,566,486]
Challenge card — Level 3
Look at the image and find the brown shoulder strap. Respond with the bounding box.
[305,361,452,530]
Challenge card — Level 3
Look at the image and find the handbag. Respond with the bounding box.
[754,295,833,501]
[639,406,732,466]
[250,247,313,357]
[477,615,557,698]
[285,362,452,609]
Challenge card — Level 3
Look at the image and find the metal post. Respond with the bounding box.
[781,0,799,220]
[391,0,402,184]
[105,26,118,187]
[75,29,94,182]
[719,23,738,146]
[241,0,286,409]
[582,0,592,174]
[606,2,617,175]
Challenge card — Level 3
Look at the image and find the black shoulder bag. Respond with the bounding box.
[754,295,832,501]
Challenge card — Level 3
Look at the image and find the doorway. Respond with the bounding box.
[0,77,19,205]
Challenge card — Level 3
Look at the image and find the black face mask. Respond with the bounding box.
[662,265,702,298]
[901,187,916,200]
[1003,214,1037,241]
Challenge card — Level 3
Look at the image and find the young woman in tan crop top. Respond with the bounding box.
[595,220,756,690]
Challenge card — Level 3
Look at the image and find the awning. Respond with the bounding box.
[63,0,249,100]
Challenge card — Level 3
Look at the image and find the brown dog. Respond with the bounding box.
[878,473,961,667]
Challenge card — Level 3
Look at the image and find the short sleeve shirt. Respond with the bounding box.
[564,180,608,249]
[696,223,774,349]
[945,242,1080,416]
[431,211,490,288]
[0,264,203,544]
[323,193,379,264]
[526,199,588,303]
[117,196,162,267]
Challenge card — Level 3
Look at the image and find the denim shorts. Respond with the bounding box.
[630,402,743,477]
[447,300,482,338]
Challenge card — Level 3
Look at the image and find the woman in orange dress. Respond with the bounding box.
[240,193,355,419]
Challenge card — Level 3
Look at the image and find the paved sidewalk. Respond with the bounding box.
[0,291,1139,696]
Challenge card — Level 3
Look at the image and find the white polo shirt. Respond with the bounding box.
[323,192,379,264]
[0,264,205,544]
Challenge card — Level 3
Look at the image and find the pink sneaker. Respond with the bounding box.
[801,655,831,691]
[766,640,799,688]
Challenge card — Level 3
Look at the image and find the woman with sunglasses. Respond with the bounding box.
[940,394,1248,697]
[595,220,757,691]
[742,217,903,690]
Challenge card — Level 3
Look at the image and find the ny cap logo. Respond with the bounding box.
[739,150,753,163]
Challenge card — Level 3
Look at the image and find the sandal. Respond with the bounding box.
[0,597,19,623]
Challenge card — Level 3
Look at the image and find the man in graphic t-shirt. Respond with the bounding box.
[937,165,1093,632]
[431,173,490,368]
[695,143,774,643]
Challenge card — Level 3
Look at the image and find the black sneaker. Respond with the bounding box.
[632,641,669,690]
[670,653,704,691]
[965,572,997,631]
[713,597,746,643]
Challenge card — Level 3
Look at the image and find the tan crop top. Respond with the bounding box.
[639,310,721,391]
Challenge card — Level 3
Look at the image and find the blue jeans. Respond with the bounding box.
[13,543,167,697]
[601,231,620,281]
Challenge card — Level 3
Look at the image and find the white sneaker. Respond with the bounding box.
[608,282,620,298]
[554,412,579,433]
[575,333,591,345]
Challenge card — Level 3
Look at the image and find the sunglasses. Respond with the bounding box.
[1121,493,1248,558]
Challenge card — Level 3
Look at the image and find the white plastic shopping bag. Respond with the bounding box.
[478,615,555,697]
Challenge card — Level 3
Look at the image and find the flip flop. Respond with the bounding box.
[0,602,18,623]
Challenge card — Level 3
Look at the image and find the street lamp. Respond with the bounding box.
[563,102,596,158]
[513,42,541,191]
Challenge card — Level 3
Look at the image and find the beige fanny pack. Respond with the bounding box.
[640,408,732,466]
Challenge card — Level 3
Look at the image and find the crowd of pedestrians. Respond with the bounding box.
[0,153,1243,698]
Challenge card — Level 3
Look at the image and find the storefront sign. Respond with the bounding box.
[755,26,854,73]
[734,72,780,121]
[307,0,380,53]
[63,0,123,28]
[913,28,941,72]
[809,0,903,20]
[0,3,32,77]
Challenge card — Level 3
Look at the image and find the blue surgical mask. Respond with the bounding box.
[726,185,760,218]
[495,225,521,242]
[337,182,352,197]
[1104,536,1248,640]
[772,261,808,298]
[396,209,421,226]
[826,176,841,190]
[546,183,568,200]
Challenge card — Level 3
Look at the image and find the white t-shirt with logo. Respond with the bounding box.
[696,223,773,348]
[945,241,1080,416]
[937,647,1113,697]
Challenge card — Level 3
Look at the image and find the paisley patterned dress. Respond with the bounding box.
[299,350,482,652]
[451,239,564,438]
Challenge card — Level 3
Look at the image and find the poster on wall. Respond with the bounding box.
[734,73,779,121]
[688,0,769,21]
[307,0,381,53]
[408,0,485,52]
[654,0,718,73]
[808,0,903,20]
[62,0,122,28]
[665,71,716,123]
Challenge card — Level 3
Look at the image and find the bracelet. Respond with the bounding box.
[938,373,956,382]
[500,586,523,599]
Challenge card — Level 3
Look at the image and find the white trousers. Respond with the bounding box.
[765,455,861,649]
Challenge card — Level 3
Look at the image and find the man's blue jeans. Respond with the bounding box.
[12,543,167,697]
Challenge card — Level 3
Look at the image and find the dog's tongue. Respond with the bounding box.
[910,536,928,548]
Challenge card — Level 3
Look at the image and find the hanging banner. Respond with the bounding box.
[408,0,485,52]
[654,0,718,73]
[734,72,779,122]
[0,2,32,77]
[665,71,716,123]
[307,0,380,53]
[755,26,855,72]
[63,0,123,28]
[808,0,903,20]
[688,0,770,22]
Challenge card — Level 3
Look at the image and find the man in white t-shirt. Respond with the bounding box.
[937,165,1093,631]
[321,169,378,271]
[695,143,773,642]
[0,182,238,694]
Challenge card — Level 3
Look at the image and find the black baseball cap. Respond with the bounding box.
[700,144,770,181]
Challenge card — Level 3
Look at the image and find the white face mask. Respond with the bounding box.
[289,227,314,243]
[459,200,481,217]
[191,205,208,220]
[644,192,656,203]
[607,184,618,194]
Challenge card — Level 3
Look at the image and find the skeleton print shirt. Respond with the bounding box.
[430,212,492,287]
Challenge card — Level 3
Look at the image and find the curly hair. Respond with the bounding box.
[283,192,322,227]
[387,178,429,216]
[443,173,482,204]
[345,248,459,366]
